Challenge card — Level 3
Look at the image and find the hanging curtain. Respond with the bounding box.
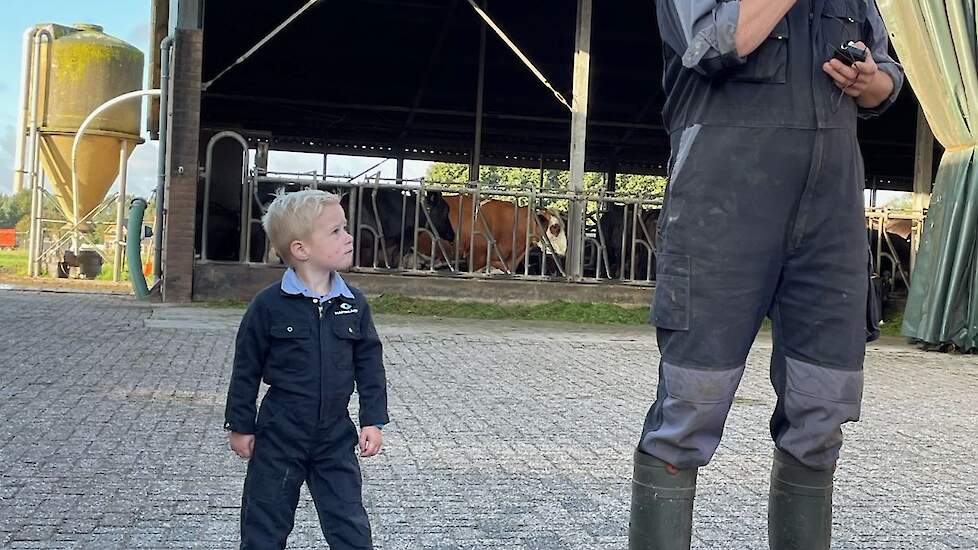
[877,0,978,352]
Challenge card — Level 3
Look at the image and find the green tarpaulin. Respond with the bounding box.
[878,0,978,352]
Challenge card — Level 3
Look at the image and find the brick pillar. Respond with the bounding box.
[161,29,203,303]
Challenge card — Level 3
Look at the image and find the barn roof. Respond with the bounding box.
[196,0,923,190]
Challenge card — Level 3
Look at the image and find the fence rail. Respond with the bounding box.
[240,172,664,285]
[196,137,925,295]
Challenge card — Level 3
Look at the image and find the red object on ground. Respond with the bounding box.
[0,228,16,249]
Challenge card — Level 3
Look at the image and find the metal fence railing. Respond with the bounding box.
[241,173,663,285]
[866,207,925,297]
[196,140,925,294]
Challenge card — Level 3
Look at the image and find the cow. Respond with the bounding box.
[595,204,660,280]
[419,195,567,274]
[342,187,456,269]
[868,218,913,306]
[519,246,566,277]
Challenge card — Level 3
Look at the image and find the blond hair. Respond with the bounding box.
[261,189,341,266]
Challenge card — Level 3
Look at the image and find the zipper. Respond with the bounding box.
[314,297,326,423]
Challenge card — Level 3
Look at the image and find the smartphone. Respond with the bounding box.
[832,41,867,65]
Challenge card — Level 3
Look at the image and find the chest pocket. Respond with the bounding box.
[331,318,362,369]
[821,0,867,58]
[269,323,312,370]
[728,18,789,84]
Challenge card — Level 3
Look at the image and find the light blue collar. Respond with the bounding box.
[281,268,354,301]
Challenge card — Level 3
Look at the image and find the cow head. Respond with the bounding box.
[423,191,456,242]
[535,209,567,256]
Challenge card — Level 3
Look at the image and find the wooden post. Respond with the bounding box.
[607,157,618,194]
[567,0,592,280]
[469,0,487,182]
[911,106,934,270]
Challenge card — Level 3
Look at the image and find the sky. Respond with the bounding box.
[0,1,157,196]
[0,1,431,199]
[0,2,907,206]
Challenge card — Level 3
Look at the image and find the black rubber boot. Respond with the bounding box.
[629,449,697,550]
[768,449,834,550]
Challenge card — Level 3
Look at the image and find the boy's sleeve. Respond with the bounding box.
[354,298,389,429]
[224,299,270,434]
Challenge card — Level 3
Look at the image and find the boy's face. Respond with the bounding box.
[291,202,354,272]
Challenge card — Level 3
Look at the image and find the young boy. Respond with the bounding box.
[224,189,388,549]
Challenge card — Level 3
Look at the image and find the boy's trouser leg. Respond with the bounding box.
[240,421,308,549]
[309,417,372,550]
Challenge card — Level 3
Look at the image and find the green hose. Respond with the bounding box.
[127,197,150,298]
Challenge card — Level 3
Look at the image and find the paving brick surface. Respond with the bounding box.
[0,289,976,549]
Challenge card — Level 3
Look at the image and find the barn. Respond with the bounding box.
[149,0,971,349]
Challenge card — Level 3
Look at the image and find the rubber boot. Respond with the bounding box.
[629,449,697,550]
[768,449,834,550]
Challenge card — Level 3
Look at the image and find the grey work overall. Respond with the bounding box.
[630,1,904,549]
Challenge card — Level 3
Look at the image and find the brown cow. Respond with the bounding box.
[416,195,567,273]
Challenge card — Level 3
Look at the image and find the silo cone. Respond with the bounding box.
[33,23,143,228]
[39,134,136,229]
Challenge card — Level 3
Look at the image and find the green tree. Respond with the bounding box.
[424,162,667,212]
[0,190,32,228]
[883,193,914,212]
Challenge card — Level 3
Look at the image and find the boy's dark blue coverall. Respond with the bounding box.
[225,273,388,549]
[629,1,904,549]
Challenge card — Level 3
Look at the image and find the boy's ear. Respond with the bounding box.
[289,240,308,262]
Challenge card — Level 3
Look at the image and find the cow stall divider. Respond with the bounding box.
[865,207,925,298]
[247,172,665,284]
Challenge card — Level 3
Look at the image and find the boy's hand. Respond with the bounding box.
[229,432,255,459]
[359,426,383,457]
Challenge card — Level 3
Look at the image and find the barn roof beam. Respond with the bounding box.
[465,0,571,111]
[201,0,323,91]
[204,93,664,131]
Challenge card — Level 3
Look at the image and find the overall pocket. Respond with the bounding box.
[651,253,692,331]
[821,0,867,58]
[331,320,362,369]
[728,18,789,84]
[268,322,312,373]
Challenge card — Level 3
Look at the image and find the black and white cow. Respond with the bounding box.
[596,204,660,281]
[342,187,456,269]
